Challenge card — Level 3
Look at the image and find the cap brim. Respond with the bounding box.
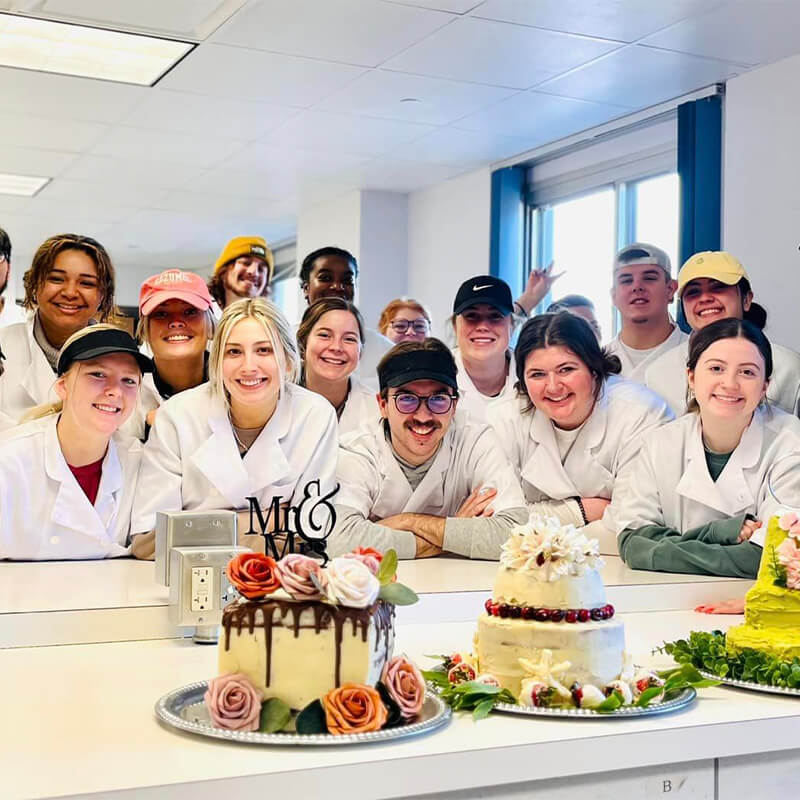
[140,289,211,316]
[453,298,513,316]
[385,369,458,390]
[70,345,153,373]
[678,269,742,296]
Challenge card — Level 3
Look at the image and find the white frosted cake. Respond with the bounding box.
[475,516,626,698]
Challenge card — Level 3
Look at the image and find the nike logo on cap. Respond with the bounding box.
[472,283,493,291]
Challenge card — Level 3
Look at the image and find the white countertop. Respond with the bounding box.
[3,611,798,800]
[0,557,753,648]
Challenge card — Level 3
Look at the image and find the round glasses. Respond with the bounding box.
[390,319,429,335]
[392,391,455,415]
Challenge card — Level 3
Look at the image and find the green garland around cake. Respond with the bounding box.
[661,630,800,689]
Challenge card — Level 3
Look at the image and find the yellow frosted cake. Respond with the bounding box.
[727,515,800,661]
[475,515,627,700]
[218,551,395,710]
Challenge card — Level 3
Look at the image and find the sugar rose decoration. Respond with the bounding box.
[382,656,425,720]
[204,673,263,732]
[779,512,800,541]
[322,683,387,735]
[343,546,383,576]
[325,557,380,608]
[278,553,326,600]
[227,553,281,599]
[777,537,800,590]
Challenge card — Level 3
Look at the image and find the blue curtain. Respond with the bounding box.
[489,165,526,297]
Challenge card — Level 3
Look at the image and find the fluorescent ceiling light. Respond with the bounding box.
[0,13,193,86]
[0,172,51,196]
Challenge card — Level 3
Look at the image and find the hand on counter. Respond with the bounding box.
[456,486,496,518]
[582,497,610,523]
[130,531,155,560]
[737,518,762,543]
[695,597,745,615]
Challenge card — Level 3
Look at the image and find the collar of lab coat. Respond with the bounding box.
[191,387,292,507]
[522,385,611,497]
[22,314,58,407]
[44,415,125,538]
[675,410,762,515]
[379,421,454,512]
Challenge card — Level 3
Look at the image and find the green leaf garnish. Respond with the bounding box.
[594,691,623,713]
[377,549,398,585]
[296,699,327,735]
[421,669,450,687]
[634,686,664,708]
[259,697,291,733]
[379,581,419,606]
[472,698,496,720]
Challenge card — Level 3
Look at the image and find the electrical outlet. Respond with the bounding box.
[191,566,214,611]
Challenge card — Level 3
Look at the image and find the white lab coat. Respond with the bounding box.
[613,407,800,549]
[0,415,142,560]
[338,377,380,438]
[0,317,58,430]
[454,348,518,423]
[336,413,525,524]
[0,298,26,328]
[356,328,393,391]
[605,325,688,383]
[488,376,674,532]
[131,381,339,534]
[644,338,800,416]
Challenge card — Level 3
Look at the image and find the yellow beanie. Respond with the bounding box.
[214,236,274,281]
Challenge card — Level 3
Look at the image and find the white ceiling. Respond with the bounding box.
[0,0,797,282]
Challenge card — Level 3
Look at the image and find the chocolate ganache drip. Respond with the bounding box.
[222,598,395,687]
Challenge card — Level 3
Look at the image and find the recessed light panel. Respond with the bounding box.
[0,172,51,196]
[0,12,193,85]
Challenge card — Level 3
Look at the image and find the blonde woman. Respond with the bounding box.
[0,234,118,428]
[296,298,378,436]
[378,298,431,344]
[131,298,339,558]
[124,269,215,440]
[0,325,151,560]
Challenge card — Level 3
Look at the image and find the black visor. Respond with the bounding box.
[378,347,458,392]
[57,328,153,376]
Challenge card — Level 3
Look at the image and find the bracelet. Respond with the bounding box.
[513,301,529,317]
[575,498,588,526]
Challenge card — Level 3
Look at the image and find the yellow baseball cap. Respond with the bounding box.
[677,251,749,296]
[214,236,274,281]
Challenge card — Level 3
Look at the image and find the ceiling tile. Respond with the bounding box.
[0,67,147,124]
[537,45,746,109]
[61,155,203,189]
[34,178,170,208]
[213,0,453,67]
[316,69,517,124]
[0,147,78,178]
[454,91,628,143]
[118,89,301,138]
[152,189,279,219]
[25,190,139,225]
[160,44,367,106]
[388,125,532,166]
[386,0,482,12]
[0,112,108,152]
[383,16,621,88]
[263,110,434,156]
[470,0,721,43]
[337,157,468,191]
[89,126,244,167]
[216,144,369,181]
[640,0,800,66]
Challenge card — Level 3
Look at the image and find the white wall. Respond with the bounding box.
[407,167,492,339]
[724,53,800,348]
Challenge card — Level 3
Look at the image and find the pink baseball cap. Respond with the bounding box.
[139,269,213,316]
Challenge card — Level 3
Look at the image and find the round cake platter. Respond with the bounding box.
[155,681,451,746]
[490,687,697,719]
[698,670,800,697]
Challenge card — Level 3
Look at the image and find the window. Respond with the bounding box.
[528,170,680,341]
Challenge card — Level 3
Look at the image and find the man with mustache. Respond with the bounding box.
[606,243,686,383]
[208,236,273,313]
[329,338,527,560]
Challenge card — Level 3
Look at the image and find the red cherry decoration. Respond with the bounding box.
[498,603,510,618]
[533,608,551,622]
[521,606,536,620]
[510,605,522,618]
[565,610,578,623]
[550,609,566,622]
[578,609,590,622]
[484,598,493,614]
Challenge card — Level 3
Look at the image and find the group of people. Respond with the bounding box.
[1,227,799,590]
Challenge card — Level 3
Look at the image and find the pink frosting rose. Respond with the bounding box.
[778,537,800,590]
[204,673,263,732]
[779,512,800,540]
[381,655,425,720]
[343,551,381,576]
[278,553,327,600]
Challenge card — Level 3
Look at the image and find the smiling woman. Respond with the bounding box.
[0,325,151,561]
[0,233,118,429]
[130,298,339,559]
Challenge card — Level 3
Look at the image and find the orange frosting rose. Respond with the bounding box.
[227,553,280,599]
[322,683,388,735]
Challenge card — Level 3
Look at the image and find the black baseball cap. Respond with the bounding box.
[378,345,458,392]
[57,327,153,376]
[453,275,514,316]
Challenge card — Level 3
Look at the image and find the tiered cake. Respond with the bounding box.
[475,515,626,698]
[218,552,395,710]
[727,514,800,661]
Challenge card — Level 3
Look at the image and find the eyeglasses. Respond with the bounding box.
[390,319,429,335]
[392,391,455,415]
